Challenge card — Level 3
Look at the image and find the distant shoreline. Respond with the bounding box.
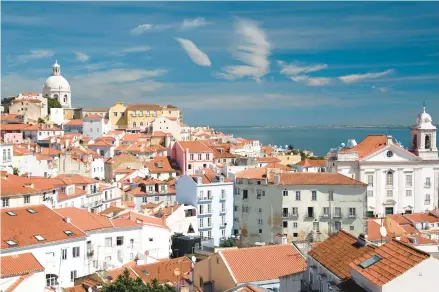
[209,125,412,130]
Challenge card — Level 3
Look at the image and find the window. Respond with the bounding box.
[130,253,134,260]
[367,175,374,186]
[200,277,204,288]
[283,207,289,217]
[234,205,238,211]
[283,221,288,228]
[350,225,355,231]
[328,191,334,201]
[358,255,383,269]
[386,171,393,186]
[283,190,288,196]
[323,207,329,217]
[293,222,298,228]
[62,249,67,260]
[367,190,373,197]
[105,237,112,247]
[200,231,204,239]
[2,150,5,161]
[406,190,412,197]
[221,189,226,199]
[425,194,431,203]
[208,217,211,227]
[295,191,301,200]
[243,190,248,200]
[207,230,212,238]
[143,196,147,203]
[349,208,356,217]
[188,164,192,170]
[425,177,431,187]
[206,154,210,160]
[199,218,204,227]
[113,112,118,117]
[154,196,159,201]
[35,234,45,241]
[72,246,80,258]
[149,238,154,242]
[207,190,212,199]
[207,203,211,213]
[334,207,341,217]
[64,230,75,236]
[259,229,262,234]
[386,190,393,197]
[311,191,317,201]
[46,274,58,287]
[406,174,413,187]
[258,219,263,224]
[221,229,225,237]
[190,154,194,160]
[6,211,16,216]
[199,205,204,214]
[2,198,9,207]
[291,207,298,216]
[70,270,77,282]
[6,240,17,246]
[235,188,240,195]
[313,222,319,230]
[258,208,262,213]
[198,154,202,160]
[116,236,124,246]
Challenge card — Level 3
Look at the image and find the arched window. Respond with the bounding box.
[133,122,136,128]
[386,171,393,186]
[425,135,431,149]
[413,134,417,149]
[54,94,59,99]
[140,122,144,126]
[64,94,67,103]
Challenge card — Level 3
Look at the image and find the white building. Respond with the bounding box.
[0,142,14,173]
[176,173,234,247]
[151,116,181,141]
[127,179,176,210]
[22,124,64,143]
[230,139,261,158]
[234,168,367,245]
[1,205,87,288]
[162,204,198,236]
[43,61,72,108]
[56,207,143,274]
[328,106,439,216]
[83,115,111,139]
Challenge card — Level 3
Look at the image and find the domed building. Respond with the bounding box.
[410,104,438,160]
[43,60,71,108]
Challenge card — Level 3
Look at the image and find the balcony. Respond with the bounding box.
[333,212,342,218]
[198,196,213,202]
[220,208,227,214]
[220,195,226,201]
[424,183,431,188]
[282,212,299,219]
[220,222,227,228]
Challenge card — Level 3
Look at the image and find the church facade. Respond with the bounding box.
[328,106,439,217]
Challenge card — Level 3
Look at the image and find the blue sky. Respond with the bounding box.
[2,1,439,126]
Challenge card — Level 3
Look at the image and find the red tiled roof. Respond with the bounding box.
[65,119,83,126]
[256,157,281,163]
[58,187,87,202]
[118,211,169,230]
[341,135,387,159]
[404,213,439,224]
[132,257,192,285]
[1,205,86,249]
[56,174,97,185]
[177,141,213,153]
[145,156,177,173]
[296,159,326,167]
[349,239,430,286]
[0,253,44,277]
[56,207,139,231]
[275,172,366,186]
[220,244,306,283]
[309,230,376,280]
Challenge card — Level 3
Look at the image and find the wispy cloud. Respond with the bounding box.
[290,76,331,86]
[180,17,210,30]
[217,19,271,82]
[372,85,389,93]
[338,69,394,84]
[120,46,152,53]
[16,49,54,63]
[278,61,328,75]
[176,38,211,67]
[130,24,172,35]
[75,52,90,62]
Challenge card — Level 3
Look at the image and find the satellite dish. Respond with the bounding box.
[191,255,196,263]
[379,226,388,237]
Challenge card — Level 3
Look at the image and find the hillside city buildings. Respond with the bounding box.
[1,60,439,291]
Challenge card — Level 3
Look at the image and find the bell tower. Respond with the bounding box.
[410,103,438,160]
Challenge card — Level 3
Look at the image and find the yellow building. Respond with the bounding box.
[277,153,301,166]
[82,107,109,118]
[108,102,180,129]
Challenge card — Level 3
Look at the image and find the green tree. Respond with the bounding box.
[101,269,176,292]
[219,238,236,248]
[37,118,45,124]
[13,167,19,176]
[47,97,62,110]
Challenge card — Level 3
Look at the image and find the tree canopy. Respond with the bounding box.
[101,269,176,292]
[47,97,62,110]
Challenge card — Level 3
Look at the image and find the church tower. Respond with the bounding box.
[410,104,438,160]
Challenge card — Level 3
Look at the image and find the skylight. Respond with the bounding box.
[34,235,45,241]
[6,240,18,246]
[64,230,75,236]
[358,254,383,269]
[27,208,37,214]
[6,211,16,216]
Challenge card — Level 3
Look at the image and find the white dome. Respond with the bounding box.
[44,75,70,91]
[416,107,432,126]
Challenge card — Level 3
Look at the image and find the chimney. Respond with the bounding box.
[386,135,393,146]
[356,233,366,247]
[64,217,71,223]
[274,174,281,185]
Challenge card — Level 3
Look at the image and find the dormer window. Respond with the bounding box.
[27,208,37,214]
[6,211,16,216]
[64,230,75,236]
[35,234,45,241]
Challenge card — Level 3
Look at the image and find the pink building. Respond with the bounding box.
[3,133,23,144]
[172,141,214,174]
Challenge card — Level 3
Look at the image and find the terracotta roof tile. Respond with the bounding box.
[296,159,326,167]
[404,213,439,224]
[56,174,97,185]
[341,135,387,159]
[118,211,169,230]
[177,141,213,153]
[132,257,192,285]
[308,230,377,280]
[1,205,86,249]
[275,172,366,186]
[220,244,306,283]
[349,239,430,286]
[145,156,177,173]
[0,253,44,277]
[65,119,83,126]
[256,157,281,163]
[58,187,87,202]
[63,285,87,292]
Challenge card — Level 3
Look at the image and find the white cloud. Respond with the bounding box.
[176,38,211,67]
[120,46,152,53]
[338,69,394,84]
[16,50,54,63]
[217,19,271,82]
[278,61,328,75]
[75,52,90,62]
[290,75,331,86]
[130,24,172,35]
[180,17,210,29]
[372,85,389,93]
